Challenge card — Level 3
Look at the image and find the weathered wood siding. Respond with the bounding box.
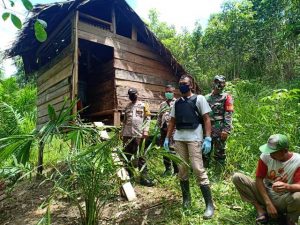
[85,60,115,116]
[36,53,73,128]
[77,21,178,113]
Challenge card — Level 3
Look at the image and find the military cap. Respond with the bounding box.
[214,75,226,82]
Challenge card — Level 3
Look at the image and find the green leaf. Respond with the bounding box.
[21,0,33,10]
[9,0,15,7]
[2,12,10,21]
[34,20,47,42]
[37,19,47,28]
[11,14,22,29]
[47,104,57,122]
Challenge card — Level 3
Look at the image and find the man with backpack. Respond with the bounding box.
[163,74,215,219]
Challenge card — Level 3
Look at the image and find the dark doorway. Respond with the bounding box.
[78,39,114,122]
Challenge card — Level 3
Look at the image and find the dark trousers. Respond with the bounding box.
[123,137,147,176]
[160,128,178,173]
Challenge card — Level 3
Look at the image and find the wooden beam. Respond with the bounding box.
[113,111,121,126]
[114,58,174,80]
[111,6,116,34]
[86,109,115,117]
[115,69,177,87]
[77,21,162,61]
[80,12,112,28]
[72,11,79,115]
[131,25,137,41]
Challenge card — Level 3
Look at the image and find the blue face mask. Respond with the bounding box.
[179,84,190,94]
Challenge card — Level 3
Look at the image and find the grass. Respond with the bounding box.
[1,79,299,224]
[147,157,255,225]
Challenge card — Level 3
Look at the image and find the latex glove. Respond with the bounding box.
[163,138,170,151]
[202,137,212,154]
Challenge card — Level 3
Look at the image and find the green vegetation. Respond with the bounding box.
[0,0,299,224]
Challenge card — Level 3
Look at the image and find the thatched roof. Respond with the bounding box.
[6,0,187,77]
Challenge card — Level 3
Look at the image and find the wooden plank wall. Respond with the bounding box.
[77,21,179,113]
[36,54,73,129]
[85,60,115,115]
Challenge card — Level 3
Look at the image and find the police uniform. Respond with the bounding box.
[157,98,178,174]
[122,99,151,169]
[205,91,233,163]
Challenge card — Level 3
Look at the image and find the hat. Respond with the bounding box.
[128,88,137,95]
[214,75,226,82]
[259,134,289,154]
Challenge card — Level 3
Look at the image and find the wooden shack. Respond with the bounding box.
[7,0,190,127]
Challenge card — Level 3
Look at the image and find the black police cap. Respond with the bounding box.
[128,88,138,95]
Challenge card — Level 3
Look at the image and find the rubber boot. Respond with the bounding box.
[200,185,215,219]
[140,176,154,187]
[173,162,179,175]
[180,180,191,209]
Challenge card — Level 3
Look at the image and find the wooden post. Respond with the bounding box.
[111,6,116,34]
[37,140,45,177]
[114,111,121,126]
[72,11,79,115]
[131,25,137,41]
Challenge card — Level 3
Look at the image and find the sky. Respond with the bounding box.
[0,0,224,77]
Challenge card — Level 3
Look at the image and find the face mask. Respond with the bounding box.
[129,94,137,101]
[179,84,190,94]
[214,82,225,91]
[165,92,174,100]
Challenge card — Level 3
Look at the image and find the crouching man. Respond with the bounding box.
[232,134,300,224]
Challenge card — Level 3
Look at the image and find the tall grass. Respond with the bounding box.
[0,78,299,224]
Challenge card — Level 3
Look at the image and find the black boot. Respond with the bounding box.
[139,167,154,187]
[200,185,215,219]
[180,180,191,209]
[173,162,179,175]
[140,177,154,187]
[163,156,172,176]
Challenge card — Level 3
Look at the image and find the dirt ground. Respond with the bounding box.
[0,180,180,225]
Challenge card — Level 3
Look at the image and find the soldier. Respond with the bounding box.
[157,85,179,176]
[122,88,154,187]
[164,74,215,219]
[204,75,234,167]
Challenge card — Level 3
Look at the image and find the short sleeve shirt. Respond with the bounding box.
[170,94,211,141]
[256,153,300,195]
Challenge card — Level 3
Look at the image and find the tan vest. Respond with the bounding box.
[122,101,150,137]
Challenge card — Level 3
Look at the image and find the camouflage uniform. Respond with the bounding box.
[205,92,233,163]
[122,100,151,175]
[157,99,178,174]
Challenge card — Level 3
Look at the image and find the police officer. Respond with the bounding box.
[164,75,214,219]
[157,85,178,176]
[122,88,154,187]
[204,75,234,167]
